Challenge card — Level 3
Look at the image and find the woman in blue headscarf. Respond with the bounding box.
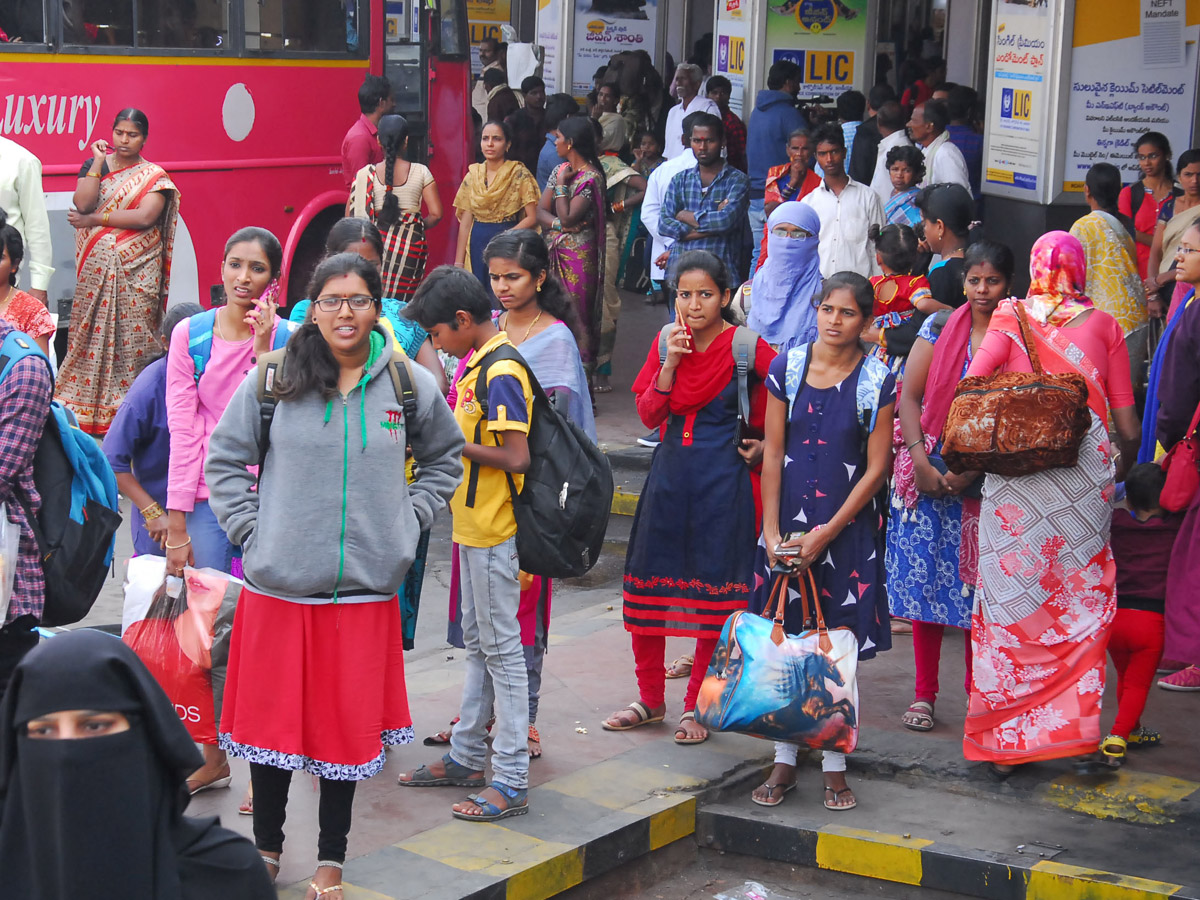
[740,202,824,354]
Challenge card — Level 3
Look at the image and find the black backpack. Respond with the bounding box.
[469,344,613,578]
[0,332,122,627]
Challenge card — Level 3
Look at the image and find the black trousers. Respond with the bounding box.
[0,615,38,697]
[250,763,357,862]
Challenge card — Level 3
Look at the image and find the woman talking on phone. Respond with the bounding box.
[163,226,292,798]
[603,251,774,745]
[59,108,180,435]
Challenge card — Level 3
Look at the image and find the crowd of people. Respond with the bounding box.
[0,48,1196,898]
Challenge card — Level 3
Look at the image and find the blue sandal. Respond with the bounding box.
[452,781,529,822]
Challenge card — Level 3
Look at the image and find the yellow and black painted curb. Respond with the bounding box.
[279,752,724,900]
[696,805,1200,900]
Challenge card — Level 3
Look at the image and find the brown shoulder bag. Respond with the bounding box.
[941,301,1092,477]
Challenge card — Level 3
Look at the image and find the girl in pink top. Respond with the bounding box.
[164,226,289,796]
[960,232,1140,774]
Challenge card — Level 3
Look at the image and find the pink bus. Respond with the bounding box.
[0,0,472,319]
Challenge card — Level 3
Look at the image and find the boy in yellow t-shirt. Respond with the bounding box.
[398,266,534,823]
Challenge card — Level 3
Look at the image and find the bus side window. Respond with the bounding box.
[437,0,467,58]
[138,0,228,49]
[244,0,365,55]
[0,0,46,45]
[61,0,132,46]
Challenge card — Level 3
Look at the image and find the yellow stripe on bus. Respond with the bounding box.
[0,52,369,68]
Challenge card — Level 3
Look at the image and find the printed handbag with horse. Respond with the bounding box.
[694,567,859,752]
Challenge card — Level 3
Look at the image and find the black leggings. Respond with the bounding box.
[250,763,357,863]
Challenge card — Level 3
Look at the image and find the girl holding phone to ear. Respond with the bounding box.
[163,226,291,797]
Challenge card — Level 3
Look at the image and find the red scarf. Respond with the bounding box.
[921,303,974,440]
[631,326,738,415]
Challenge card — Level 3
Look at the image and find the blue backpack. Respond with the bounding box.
[0,331,121,626]
[187,309,298,383]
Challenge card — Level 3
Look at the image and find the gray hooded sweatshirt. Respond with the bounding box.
[205,332,464,603]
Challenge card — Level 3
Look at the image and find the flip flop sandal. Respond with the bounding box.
[528,724,542,758]
[423,715,496,746]
[823,786,857,811]
[187,773,232,796]
[665,654,694,679]
[601,700,666,731]
[397,753,486,788]
[674,711,708,745]
[239,792,254,817]
[451,782,529,822]
[751,781,796,807]
[424,716,459,746]
[901,701,934,732]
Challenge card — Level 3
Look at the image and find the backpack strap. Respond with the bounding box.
[188,309,217,385]
[656,322,673,365]
[466,343,544,509]
[855,354,890,439]
[0,330,53,386]
[783,343,813,419]
[254,348,288,475]
[271,319,300,351]
[730,325,755,423]
[387,354,419,422]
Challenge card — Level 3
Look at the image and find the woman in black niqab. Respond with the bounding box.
[0,630,273,900]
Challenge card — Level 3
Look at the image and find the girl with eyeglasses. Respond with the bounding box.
[740,202,824,354]
[204,253,463,896]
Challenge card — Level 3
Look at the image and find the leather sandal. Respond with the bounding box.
[601,700,665,731]
[397,753,485,787]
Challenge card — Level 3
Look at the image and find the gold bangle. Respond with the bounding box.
[140,502,165,521]
[102,212,110,226]
[164,537,192,551]
[87,171,101,179]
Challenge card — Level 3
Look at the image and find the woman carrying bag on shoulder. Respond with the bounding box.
[749,272,896,811]
[204,253,464,898]
[957,232,1139,773]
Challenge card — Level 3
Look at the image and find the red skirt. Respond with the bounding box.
[218,588,412,780]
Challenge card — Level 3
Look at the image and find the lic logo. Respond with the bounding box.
[1000,88,1031,121]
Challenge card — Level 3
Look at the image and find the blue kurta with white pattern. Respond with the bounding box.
[749,351,894,659]
[884,316,975,629]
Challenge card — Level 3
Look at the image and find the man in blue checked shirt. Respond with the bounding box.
[656,113,750,289]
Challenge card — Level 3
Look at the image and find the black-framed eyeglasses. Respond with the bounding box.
[315,295,376,312]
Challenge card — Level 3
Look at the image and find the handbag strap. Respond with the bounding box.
[765,568,826,649]
[1183,394,1200,443]
[1011,301,1046,376]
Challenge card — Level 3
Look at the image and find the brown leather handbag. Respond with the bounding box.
[942,302,1092,477]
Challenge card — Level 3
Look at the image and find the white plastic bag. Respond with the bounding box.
[121,555,168,635]
[0,503,18,623]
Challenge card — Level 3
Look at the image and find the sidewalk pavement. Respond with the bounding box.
[112,292,1200,897]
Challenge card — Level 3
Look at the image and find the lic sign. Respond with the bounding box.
[717,35,746,75]
[772,49,854,87]
[1001,87,1032,122]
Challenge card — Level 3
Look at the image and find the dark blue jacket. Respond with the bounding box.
[746,90,808,194]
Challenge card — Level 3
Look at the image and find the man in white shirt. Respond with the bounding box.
[868,101,914,202]
[908,99,971,191]
[0,136,53,303]
[471,38,506,124]
[662,64,718,160]
[802,123,884,278]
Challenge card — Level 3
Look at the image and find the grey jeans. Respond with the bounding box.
[449,538,530,789]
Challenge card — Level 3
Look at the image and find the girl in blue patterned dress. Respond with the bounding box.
[886,241,1013,732]
[751,272,896,811]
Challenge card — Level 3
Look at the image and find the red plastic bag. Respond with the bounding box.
[123,567,239,743]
